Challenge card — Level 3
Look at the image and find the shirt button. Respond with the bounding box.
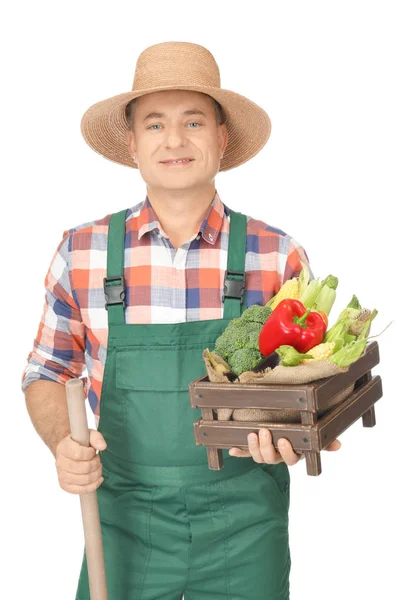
[196,235,200,240]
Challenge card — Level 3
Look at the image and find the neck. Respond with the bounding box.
[146,182,217,247]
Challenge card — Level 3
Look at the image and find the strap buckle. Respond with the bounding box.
[103,276,126,310]
[222,270,245,304]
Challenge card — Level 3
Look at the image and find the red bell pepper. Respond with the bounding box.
[258,298,327,356]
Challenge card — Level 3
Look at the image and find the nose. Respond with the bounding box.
[163,125,188,150]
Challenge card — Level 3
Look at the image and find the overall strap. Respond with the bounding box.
[104,209,127,326]
[222,210,247,320]
[103,207,247,326]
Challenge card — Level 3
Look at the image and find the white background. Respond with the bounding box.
[2,1,398,598]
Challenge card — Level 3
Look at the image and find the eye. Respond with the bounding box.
[147,122,201,130]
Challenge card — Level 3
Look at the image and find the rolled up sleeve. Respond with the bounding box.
[21,232,87,392]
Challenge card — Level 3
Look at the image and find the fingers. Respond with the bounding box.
[57,430,107,461]
[59,477,105,495]
[230,429,302,466]
[229,433,342,464]
[89,429,107,451]
[324,438,342,451]
[56,455,104,494]
[59,461,103,486]
[275,436,302,466]
[58,434,96,461]
[258,429,285,464]
[59,453,101,475]
[245,432,266,462]
[55,429,107,495]
[229,448,251,457]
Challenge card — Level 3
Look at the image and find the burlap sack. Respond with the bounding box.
[203,349,360,423]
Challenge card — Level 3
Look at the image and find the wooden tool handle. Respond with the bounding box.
[66,378,108,600]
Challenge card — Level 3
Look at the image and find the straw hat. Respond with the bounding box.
[80,42,272,172]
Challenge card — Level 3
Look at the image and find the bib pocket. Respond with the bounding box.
[115,343,212,392]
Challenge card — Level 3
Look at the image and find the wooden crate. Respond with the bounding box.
[189,341,382,476]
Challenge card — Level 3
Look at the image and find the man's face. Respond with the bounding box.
[127,90,228,190]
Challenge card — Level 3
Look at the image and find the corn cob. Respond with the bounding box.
[301,342,335,363]
[268,277,300,310]
[348,308,372,336]
[358,308,372,322]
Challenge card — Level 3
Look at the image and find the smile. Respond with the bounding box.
[160,158,195,166]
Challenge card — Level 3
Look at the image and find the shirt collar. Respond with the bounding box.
[136,189,225,245]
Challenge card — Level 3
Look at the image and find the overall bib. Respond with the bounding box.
[75,209,291,600]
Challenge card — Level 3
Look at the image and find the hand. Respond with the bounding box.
[55,429,107,494]
[229,428,342,466]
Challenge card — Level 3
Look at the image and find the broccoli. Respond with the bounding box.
[246,329,263,352]
[229,347,263,376]
[214,320,262,359]
[214,326,246,360]
[213,303,272,374]
[240,303,272,324]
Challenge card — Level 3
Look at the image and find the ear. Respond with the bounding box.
[127,129,136,158]
[219,122,229,155]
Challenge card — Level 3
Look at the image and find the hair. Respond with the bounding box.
[125,93,227,132]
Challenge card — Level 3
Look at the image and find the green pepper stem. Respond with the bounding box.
[295,308,311,327]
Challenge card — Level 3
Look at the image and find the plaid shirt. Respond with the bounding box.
[21,190,313,425]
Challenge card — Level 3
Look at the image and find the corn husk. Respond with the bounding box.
[203,349,231,383]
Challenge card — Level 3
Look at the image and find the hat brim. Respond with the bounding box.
[80,84,271,171]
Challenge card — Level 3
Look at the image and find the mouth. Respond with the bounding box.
[160,158,195,166]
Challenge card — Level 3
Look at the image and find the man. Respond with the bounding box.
[22,41,340,599]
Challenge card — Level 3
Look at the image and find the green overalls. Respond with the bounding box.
[75,208,291,600]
